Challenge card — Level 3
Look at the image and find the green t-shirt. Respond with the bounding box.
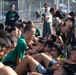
[9,12,14,20]
[3,36,26,64]
[0,58,4,62]
[35,28,41,37]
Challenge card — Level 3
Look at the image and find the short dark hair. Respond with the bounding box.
[63,65,74,75]
[69,11,76,17]
[44,40,54,48]
[4,37,12,48]
[23,21,26,24]
[7,27,18,33]
[17,23,25,29]
[53,43,63,55]
[66,18,73,22]
[50,8,54,12]
[50,34,57,42]
[6,34,17,44]
[25,21,34,26]
[44,3,48,7]
[23,24,35,34]
[0,31,12,48]
[38,38,45,45]
[0,38,7,47]
[10,4,15,8]
[18,20,22,22]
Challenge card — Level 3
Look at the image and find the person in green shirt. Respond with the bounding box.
[3,35,26,66]
[5,4,19,27]
[35,28,41,37]
[3,24,36,66]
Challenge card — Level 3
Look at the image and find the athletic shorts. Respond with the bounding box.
[36,64,53,75]
[48,59,58,67]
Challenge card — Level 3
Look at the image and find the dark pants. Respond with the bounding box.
[3,61,16,69]
[6,21,17,27]
[43,23,51,38]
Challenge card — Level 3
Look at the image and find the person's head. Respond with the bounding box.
[65,18,73,29]
[22,21,26,27]
[0,31,12,49]
[53,66,67,75]
[51,43,63,59]
[44,3,49,11]
[70,46,76,63]
[61,25,68,33]
[1,36,12,53]
[23,23,36,41]
[50,8,54,15]
[48,34,57,42]
[25,21,34,26]
[35,11,41,19]
[0,38,7,59]
[10,4,15,11]
[17,23,25,32]
[7,27,19,39]
[18,20,22,24]
[6,34,17,51]
[54,4,58,11]
[5,26,11,33]
[53,65,74,75]
[37,38,45,51]
[44,40,54,52]
[69,11,76,18]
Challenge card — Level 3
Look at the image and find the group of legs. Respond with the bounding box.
[15,53,57,75]
[0,53,55,75]
[0,62,17,75]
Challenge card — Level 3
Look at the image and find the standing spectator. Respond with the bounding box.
[50,5,64,20]
[54,4,64,20]
[5,4,19,27]
[42,4,52,38]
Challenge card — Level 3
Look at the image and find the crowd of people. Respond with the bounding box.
[0,3,76,75]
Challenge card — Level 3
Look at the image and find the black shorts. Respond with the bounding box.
[3,61,16,69]
[36,64,53,75]
[48,59,57,67]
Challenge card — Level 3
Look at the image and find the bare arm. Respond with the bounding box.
[16,57,21,65]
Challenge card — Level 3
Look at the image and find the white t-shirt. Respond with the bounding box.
[41,7,52,23]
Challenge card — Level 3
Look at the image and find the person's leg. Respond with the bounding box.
[36,53,52,68]
[43,24,47,38]
[15,55,39,75]
[0,66,17,75]
[31,54,40,59]
[0,62,4,69]
[47,23,51,35]
[50,22,53,34]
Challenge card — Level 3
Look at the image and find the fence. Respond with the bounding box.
[0,0,76,22]
[0,0,54,22]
